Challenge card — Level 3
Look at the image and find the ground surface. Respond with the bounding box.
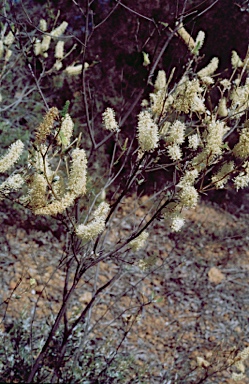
[0,200,249,383]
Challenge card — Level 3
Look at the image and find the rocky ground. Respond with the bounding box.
[0,199,249,383]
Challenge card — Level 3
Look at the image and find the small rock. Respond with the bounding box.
[208,267,225,284]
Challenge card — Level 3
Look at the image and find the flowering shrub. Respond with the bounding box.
[1,1,249,382]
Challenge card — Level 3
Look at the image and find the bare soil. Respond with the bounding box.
[0,201,249,383]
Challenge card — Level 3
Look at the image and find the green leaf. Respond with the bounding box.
[222,142,230,150]
[159,21,169,28]
[61,100,70,118]
[192,41,201,55]
[156,297,163,303]
[142,51,150,67]
[58,131,67,146]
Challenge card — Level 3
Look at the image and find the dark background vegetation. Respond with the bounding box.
[1,0,249,228]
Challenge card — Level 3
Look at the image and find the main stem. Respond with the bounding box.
[27,280,79,383]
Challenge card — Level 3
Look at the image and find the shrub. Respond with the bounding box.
[0,1,249,382]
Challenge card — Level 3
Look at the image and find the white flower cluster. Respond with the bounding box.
[39,19,47,32]
[137,111,159,152]
[68,148,87,196]
[231,50,244,69]
[0,174,24,200]
[238,346,249,361]
[231,346,249,382]
[76,219,106,242]
[178,185,198,208]
[34,19,90,73]
[233,127,249,159]
[34,20,68,58]
[154,70,166,92]
[233,162,249,190]
[30,145,87,215]
[4,31,15,46]
[5,49,12,61]
[34,192,75,215]
[65,64,82,76]
[177,23,205,55]
[130,231,149,251]
[170,216,185,232]
[194,31,205,51]
[177,169,199,188]
[93,201,110,218]
[220,79,231,90]
[211,162,234,188]
[29,174,48,211]
[177,23,195,50]
[76,202,110,241]
[173,76,205,114]
[34,36,51,57]
[197,57,219,78]
[206,119,227,156]
[166,121,186,162]
[217,97,228,117]
[102,107,119,132]
[55,41,64,60]
[188,134,199,150]
[35,107,59,144]
[51,21,68,37]
[57,114,74,147]
[149,70,174,116]
[164,202,185,232]
[231,372,245,381]
[0,140,24,173]
[201,76,215,86]
[167,120,185,145]
[196,356,210,368]
[164,176,198,231]
[150,92,174,117]
[230,78,249,118]
[167,144,182,161]
[41,35,51,54]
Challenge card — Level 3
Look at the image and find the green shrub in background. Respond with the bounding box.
[0,315,148,383]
